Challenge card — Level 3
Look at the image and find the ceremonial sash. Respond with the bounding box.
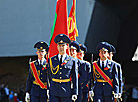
[93,62,113,88]
[30,62,47,89]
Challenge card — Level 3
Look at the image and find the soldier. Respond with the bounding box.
[69,41,87,102]
[89,42,119,102]
[77,44,91,102]
[48,34,78,102]
[108,44,123,101]
[25,41,49,102]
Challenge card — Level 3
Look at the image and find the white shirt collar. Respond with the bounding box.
[100,59,107,67]
[38,58,45,65]
[58,54,67,63]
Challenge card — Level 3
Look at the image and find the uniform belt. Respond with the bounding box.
[96,79,108,82]
[33,81,47,87]
[52,78,70,83]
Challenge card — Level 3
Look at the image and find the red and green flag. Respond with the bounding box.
[68,0,78,41]
[49,0,69,58]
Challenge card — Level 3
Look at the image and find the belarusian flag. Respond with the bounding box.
[49,0,69,58]
[68,0,78,41]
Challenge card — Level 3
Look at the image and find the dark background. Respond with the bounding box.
[85,0,138,84]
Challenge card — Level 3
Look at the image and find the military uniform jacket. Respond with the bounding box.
[77,59,87,87]
[26,59,49,97]
[82,61,91,92]
[114,61,122,94]
[92,59,119,96]
[48,54,78,97]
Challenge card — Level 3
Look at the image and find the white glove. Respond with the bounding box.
[71,82,73,89]
[47,90,49,99]
[118,93,122,98]
[25,92,30,102]
[89,90,94,97]
[114,93,118,98]
[72,95,77,101]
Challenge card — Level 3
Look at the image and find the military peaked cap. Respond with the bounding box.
[69,41,80,52]
[54,34,71,44]
[96,42,110,52]
[79,44,87,53]
[34,41,48,51]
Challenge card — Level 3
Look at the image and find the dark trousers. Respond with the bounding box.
[94,94,113,102]
[82,92,88,102]
[30,95,47,102]
[49,95,71,102]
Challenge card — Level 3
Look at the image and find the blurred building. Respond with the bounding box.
[0,0,138,91]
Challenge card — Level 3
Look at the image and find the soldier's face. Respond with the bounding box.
[36,50,46,60]
[77,52,84,60]
[107,53,113,60]
[99,50,108,60]
[57,44,67,54]
[70,48,77,58]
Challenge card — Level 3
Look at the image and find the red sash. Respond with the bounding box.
[30,62,47,89]
[93,62,113,88]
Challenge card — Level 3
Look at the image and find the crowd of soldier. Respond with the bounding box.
[25,34,124,102]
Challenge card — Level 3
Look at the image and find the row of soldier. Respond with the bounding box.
[25,34,122,102]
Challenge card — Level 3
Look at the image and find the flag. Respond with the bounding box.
[68,0,78,41]
[49,0,69,58]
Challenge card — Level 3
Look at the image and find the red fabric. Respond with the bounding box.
[14,96,18,102]
[30,62,47,89]
[68,0,78,41]
[49,0,69,58]
[104,67,109,70]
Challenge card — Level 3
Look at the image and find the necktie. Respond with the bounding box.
[40,60,42,65]
[102,61,104,69]
[60,55,63,64]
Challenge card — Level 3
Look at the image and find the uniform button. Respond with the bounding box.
[41,78,43,79]
[60,77,62,79]
[41,73,42,75]
[60,72,62,74]
[60,68,62,69]
[103,83,105,85]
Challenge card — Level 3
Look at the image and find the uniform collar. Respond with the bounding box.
[100,59,107,67]
[58,54,67,62]
[38,58,46,65]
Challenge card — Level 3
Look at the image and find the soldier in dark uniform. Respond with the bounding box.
[48,34,78,102]
[69,41,87,102]
[77,44,91,102]
[108,44,123,101]
[25,41,49,102]
[89,42,119,102]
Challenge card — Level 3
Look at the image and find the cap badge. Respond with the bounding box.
[40,47,43,49]
[60,40,63,43]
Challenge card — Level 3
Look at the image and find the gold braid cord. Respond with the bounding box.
[93,64,100,79]
[50,58,59,75]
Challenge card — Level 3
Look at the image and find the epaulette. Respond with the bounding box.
[31,60,37,63]
[111,60,120,66]
[69,56,75,61]
[51,55,59,61]
[30,60,39,66]
[84,60,90,64]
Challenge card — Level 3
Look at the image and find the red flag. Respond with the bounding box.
[49,0,69,58]
[68,0,78,41]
